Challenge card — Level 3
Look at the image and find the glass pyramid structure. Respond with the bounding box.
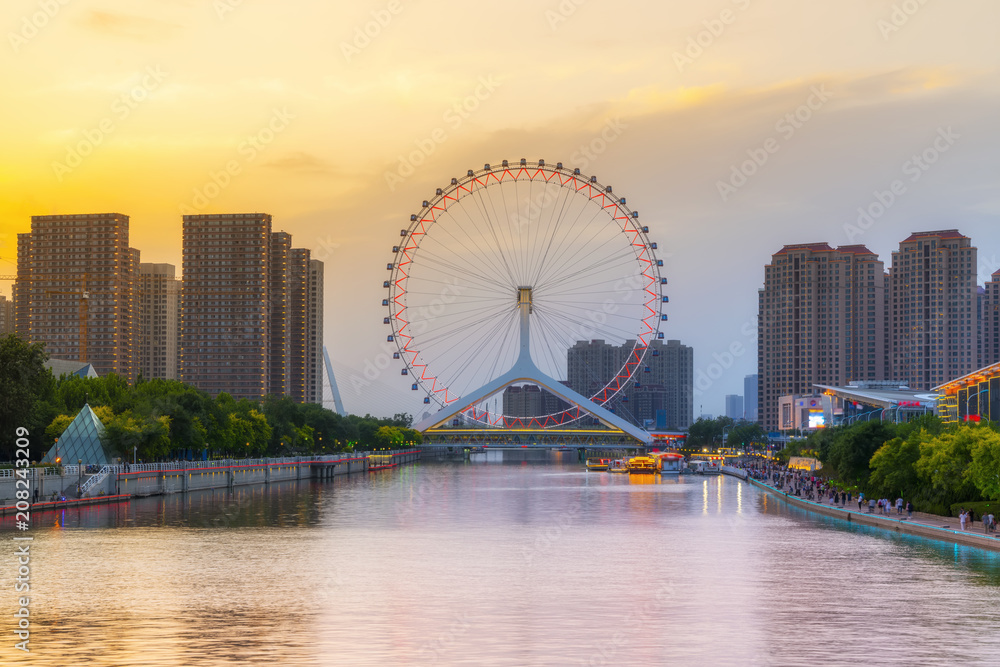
[41,404,114,465]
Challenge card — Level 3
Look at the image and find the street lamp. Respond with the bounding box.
[965,388,989,420]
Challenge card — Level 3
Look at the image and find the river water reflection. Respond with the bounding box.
[3,460,1000,666]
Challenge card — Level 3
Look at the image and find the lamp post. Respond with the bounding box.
[965,388,989,420]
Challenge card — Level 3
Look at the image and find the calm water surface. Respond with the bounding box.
[3,460,1000,666]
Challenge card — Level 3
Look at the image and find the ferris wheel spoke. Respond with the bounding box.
[438,197,517,289]
[539,252,640,299]
[431,309,517,392]
[523,183,571,288]
[532,204,617,289]
[412,304,516,349]
[528,184,582,288]
[468,184,519,285]
[414,245,507,289]
[428,207,514,287]
[533,303,646,342]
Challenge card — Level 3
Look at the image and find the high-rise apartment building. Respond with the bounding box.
[983,271,1000,367]
[743,374,758,422]
[268,232,292,397]
[13,233,31,336]
[888,230,977,390]
[289,248,311,403]
[566,338,692,429]
[181,213,272,400]
[15,213,138,380]
[757,243,886,431]
[306,259,325,404]
[137,263,180,380]
[0,296,14,334]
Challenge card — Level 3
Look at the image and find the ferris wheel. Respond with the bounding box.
[383,159,666,431]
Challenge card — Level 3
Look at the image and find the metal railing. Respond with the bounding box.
[79,466,114,495]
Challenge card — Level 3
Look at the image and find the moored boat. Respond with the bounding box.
[586,457,611,471]
[626,455,656,474]
[608,459,628,473]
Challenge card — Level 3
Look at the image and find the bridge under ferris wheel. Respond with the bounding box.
[384,160,668,448]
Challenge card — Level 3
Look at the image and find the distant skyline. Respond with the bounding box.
[2,0,998,418]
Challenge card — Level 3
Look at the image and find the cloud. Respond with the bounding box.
[77,10,182,41]
[263,152,337,175]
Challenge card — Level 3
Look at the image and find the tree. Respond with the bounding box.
[967,430,1000,501]
[826,421,894,485]
[913,424,981,513]
[868,430,923,499]
[0,334,51,460]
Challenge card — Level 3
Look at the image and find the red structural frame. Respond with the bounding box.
[387,163,662,429]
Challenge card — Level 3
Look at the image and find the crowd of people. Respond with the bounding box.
[734,459,984,527]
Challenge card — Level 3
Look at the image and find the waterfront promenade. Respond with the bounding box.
[722,465,1000,552]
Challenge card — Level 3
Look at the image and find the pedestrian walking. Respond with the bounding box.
[896,497,903,515]
[868,499,876,514]
[959,510,967,531]
[906,501,913,519]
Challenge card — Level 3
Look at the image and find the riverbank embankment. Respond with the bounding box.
[0,450,422,516]
[721,466,1000,553]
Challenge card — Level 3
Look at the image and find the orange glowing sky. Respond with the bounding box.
[2,0,998,417]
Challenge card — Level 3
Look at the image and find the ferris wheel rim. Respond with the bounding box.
[384,160,665,428]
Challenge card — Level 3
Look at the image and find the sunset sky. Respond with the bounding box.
[2,0,998,419]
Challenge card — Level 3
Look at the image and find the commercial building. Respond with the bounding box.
[758,243,886,431]
[725,394,744,420]
[743,374,758,421]
[888,230,978,390]
[15,213,138,380]
[933,362,1000,424]
[137,263,180,380]
[181,213,272,400]
[982,270,1000,367]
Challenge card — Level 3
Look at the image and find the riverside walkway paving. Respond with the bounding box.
[723,467,1000,550]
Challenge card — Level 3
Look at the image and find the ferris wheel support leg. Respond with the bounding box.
[413,366,651,445]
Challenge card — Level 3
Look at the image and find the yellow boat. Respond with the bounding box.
[586,457,610,471]
[626,455,656,474]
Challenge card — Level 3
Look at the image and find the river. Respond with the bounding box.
[3,458,1000,666]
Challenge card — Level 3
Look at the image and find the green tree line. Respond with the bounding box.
[780,416,1000,515]
[0,334,420,462]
